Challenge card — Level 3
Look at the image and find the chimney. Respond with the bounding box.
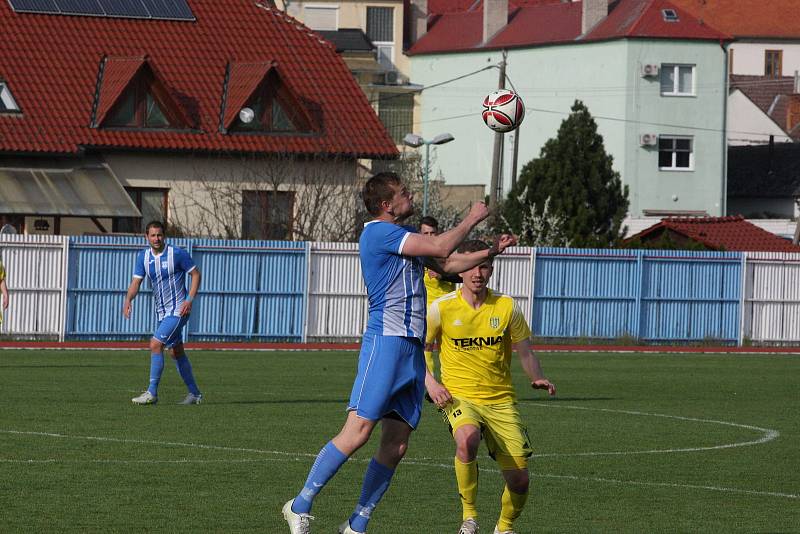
[582,0,608,35]
[408,0,428,46]
[483,0,508,44]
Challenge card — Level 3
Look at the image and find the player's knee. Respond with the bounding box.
[170,345,185,359]
[149,338,164,353]
[505,469,529,494]
[455,427,481,460]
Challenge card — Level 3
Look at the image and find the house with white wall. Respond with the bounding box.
[407,0,730,217]
[273,0,421,145]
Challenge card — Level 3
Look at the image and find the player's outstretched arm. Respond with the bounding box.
[122,277,143,319]
[402,202,489,258]
[515,337,556,397]
[439,234,517,273]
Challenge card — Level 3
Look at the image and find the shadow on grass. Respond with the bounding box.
[215,399,347,405]
[0,364,120,368]
[521,397,616,402]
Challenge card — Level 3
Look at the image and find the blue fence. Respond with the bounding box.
[65,236,308,342]
[533,249,743,344]
[37,237,750,345]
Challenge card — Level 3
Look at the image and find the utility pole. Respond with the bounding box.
[489,50,507,219]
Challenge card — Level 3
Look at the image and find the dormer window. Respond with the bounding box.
[662,9,679,22]
[230,77,305,133]
[222,62,314,134]
[0,82,20,112]
[92,57,191,130]
[104,77,174,128]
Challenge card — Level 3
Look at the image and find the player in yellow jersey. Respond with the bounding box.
[425,240,555,534]
[0,255,8,326]
[419,216,459,374]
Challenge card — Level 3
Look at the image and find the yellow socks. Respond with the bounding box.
[497,485,528,531]
[454,457,479,520]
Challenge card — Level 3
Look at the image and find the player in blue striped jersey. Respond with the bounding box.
[123,221,202,405]
[283,172,516,534]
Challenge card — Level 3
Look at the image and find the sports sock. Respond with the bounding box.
[349,458,395,533]
[147,353,164,395]
[454,457,479,520]
[174,354,200,395]
[292,441,348,514]
[497,485,528,532]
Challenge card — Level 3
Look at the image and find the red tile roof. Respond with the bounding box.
[0,0,397,158]
[409,0,727,55]
[730,75,799,139]
[670,0,800,39]
[628,216,800,252]
[582,0,729,42]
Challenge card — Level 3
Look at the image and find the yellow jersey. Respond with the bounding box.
[424,270,456,306]
[427,289,531,404]
[0,260,5,324]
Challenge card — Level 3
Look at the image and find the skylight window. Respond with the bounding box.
[0,82,20,112]
[662,9,679,22]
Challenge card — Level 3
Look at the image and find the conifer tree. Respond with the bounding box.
[502,100,629,247]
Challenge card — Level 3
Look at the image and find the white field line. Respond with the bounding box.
[520,403,780,457]
[0,405,793,500]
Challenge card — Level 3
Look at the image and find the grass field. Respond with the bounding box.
[0,349,797,533]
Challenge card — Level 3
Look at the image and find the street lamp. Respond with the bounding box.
[403,132,455,216]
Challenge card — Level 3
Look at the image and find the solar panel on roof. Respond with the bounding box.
[7,0,194,19]
[140,0,193,20]
[7,0,60,12]
[54,0,102,15]
[97,0,148,18]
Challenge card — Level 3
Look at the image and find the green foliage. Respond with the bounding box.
[0,349,798,532]
[501,100,629,248]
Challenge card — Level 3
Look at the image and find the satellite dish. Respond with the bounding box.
[239,107,255,124]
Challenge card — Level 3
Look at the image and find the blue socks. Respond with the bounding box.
[147,353,164,395]
[292,441,348,514]
[175,354,200,395]
[349,458,395,532]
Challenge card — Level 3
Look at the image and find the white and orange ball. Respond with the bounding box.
[482,89,525,133]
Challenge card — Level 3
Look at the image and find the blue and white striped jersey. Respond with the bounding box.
[133,245,196,321]
[359,220,426,341]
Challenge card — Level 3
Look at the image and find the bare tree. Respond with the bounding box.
[169,153,367,242]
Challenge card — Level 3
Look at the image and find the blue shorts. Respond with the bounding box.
[348,334,426,429]
[153,315,189,348]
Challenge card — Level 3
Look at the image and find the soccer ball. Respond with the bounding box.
[482,89,525,133]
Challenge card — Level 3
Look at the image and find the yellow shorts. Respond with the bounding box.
[440,397,532,469]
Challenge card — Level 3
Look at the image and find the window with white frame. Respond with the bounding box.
[304,5,338,31]
[660,64,695,96]
[0,82,20,112]
[367,7,394,70]
[658,136,693,170]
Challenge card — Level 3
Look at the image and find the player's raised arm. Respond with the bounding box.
[436,233,517,274]
[514,337,556,397]
[122,276,143,319]
[402,201,489,258]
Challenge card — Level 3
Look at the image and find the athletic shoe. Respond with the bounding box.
[282,499,314,534]
[338,520,365,534]
[179,393,203,405]
[493,528,517,534]
[459,518,479,534]
[131,391,157,405]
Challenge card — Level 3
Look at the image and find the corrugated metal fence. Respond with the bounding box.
[1,235,798,345]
